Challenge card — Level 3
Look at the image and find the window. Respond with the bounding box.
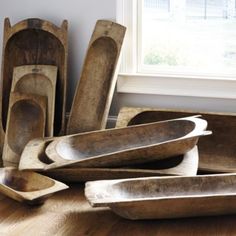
[116,0,236,104]
[144,0,170,11]
[139,0,236,76]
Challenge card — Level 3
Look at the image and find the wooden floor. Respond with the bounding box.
[1,184,236,235]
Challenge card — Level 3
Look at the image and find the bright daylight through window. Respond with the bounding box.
[140,0,236,77]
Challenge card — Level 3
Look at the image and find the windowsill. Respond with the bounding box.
[117,73,236,99]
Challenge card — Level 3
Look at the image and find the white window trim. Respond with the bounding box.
[116,0,236,100]
[116,0,138,74]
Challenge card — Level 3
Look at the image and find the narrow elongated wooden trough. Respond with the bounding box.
[11,65,57,137]
[0,17,68,163]
[44,116,209,169]
[67,20,126,134]
[0,167,68,204]
[19,138,199,180]
[3,92,46,167]
[85,174,236,220]
[43,146,199,182]
[116,107,236,173]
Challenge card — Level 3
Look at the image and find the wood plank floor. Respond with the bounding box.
[1,184,236,235]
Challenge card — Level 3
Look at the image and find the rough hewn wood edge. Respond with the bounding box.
[46,116,209,169]
[66,20,126,134]
[0,167,68,203]
[0,18,68,163]
[11,65,58,136]
[3,92,47,167]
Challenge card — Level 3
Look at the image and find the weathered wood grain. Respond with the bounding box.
[0,167,68,204]
[67,20,126,134]
[116,107,236,173]
[3,92,46,167]
[19,137,55,171]
[19,139,199,181]
[43,146,199,182]
[85,174,236,220]
[45,116,209,169]
[0,17,68,164]
[19,117,209,170]
[11,65,57,137]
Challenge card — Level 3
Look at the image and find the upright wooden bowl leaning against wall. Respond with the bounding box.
[3,92,46,167]
[0,17,68,163]
[11,65,57,137]
[67,20,126,135]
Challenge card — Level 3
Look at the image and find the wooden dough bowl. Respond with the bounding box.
[67,20,126,134]
[3,92,46,167]
[11,65,57,137]
[85,174,236,220]
[0,167,68,204]
[116,107,236,173]
[43,116,209,169]
[0,17,68,163]
[43,146,199,182]
[19,138,199,181]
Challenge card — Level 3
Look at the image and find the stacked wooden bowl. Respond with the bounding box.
[0,18,68,167]
[0,18,68,204]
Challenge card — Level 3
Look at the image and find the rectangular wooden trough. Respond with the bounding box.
[0,17,68,165]
[11,65,57,137]
[19,116,210,170]
[85,174,236,220]
[44,146,199,182]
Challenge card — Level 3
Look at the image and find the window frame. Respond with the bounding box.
[116,0,236,101]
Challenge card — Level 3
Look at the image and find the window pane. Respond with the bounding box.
[141,0,236,75]
[144,0,169,11]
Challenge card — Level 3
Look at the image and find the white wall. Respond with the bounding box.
[0,0,117,109]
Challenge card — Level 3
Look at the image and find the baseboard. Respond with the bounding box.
[106,115,118,129]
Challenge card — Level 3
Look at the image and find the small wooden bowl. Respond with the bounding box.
[3,92,46,167]
[0,167,68,204]
[44,145,199,182]
[11,65,57,137]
